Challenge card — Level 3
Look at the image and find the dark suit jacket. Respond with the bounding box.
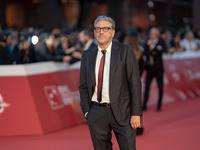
[79,41,142,125]
[88,40,97,49]
[144,37,167,72]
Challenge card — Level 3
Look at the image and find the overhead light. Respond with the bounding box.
[147,1,154,8]
[149,14,156,21]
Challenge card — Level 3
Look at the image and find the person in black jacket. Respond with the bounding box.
[142,27,167,111]
[123,32,145,76]
[0,31,24,65]
[36,33,71,63]
[13,34,38,64]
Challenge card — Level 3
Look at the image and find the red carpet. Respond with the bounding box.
[1,98,200,150]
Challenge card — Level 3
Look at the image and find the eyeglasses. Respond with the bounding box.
[94,27,113,33]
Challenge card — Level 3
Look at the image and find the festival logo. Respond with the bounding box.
[0,93,11,114]
[44,85,80,110]
[44,86,64,110]
[57,85,80,106]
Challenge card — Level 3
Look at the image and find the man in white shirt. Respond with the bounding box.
[181,31,198,51]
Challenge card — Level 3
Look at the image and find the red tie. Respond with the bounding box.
[97,50,106,102]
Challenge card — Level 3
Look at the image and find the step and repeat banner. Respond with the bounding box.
[0,53,200,136]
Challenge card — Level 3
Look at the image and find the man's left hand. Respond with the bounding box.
[130,115,141,129]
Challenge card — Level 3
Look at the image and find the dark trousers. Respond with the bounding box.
[143,69,164,108]
[87,104,136,150]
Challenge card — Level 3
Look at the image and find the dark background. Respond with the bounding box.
[0,0,199,32]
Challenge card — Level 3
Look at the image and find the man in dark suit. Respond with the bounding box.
[69,29,97,64]
[79,15,142,150]
[142,27,167,111]
[78,29,97,50]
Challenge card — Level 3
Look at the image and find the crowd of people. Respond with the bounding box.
[0,27,97,65]
[0,25,200,65]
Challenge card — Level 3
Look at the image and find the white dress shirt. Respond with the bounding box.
[91,42,112,103]
[181,39,198,51]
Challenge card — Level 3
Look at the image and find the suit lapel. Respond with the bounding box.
[109,42,120,84]
[89,47,98,86]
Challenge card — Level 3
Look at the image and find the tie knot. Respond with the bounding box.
[101,50,106,55]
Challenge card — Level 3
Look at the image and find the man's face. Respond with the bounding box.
[78,32,86,44]
[6,35,11,45]
[94,20,115,46]
[187,32,194,41]
[150,29,159,40]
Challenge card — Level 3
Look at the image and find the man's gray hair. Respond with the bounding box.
[150,27,160,34]
[94,15,115,29]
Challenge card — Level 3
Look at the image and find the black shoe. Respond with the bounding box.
[156,106,161,111]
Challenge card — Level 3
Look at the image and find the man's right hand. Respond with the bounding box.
[84,112,89,119]
[63,56,72,62]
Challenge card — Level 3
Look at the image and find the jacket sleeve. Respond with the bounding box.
[79,51,90,115]
[126,46,142,116]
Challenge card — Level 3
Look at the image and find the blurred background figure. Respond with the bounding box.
[123,31,145,76]
[36,33,72,63]
[194,29,200,50]
[181,31,199,51]
[142,27,167,111]
[160,27,171,50]
[68,29,97,64]
[78,29,97,51]
[0,31,24,64]
[169,32,184,54]
[0,31,14,64]
[58,33,73,55]
[13,34,37,64]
